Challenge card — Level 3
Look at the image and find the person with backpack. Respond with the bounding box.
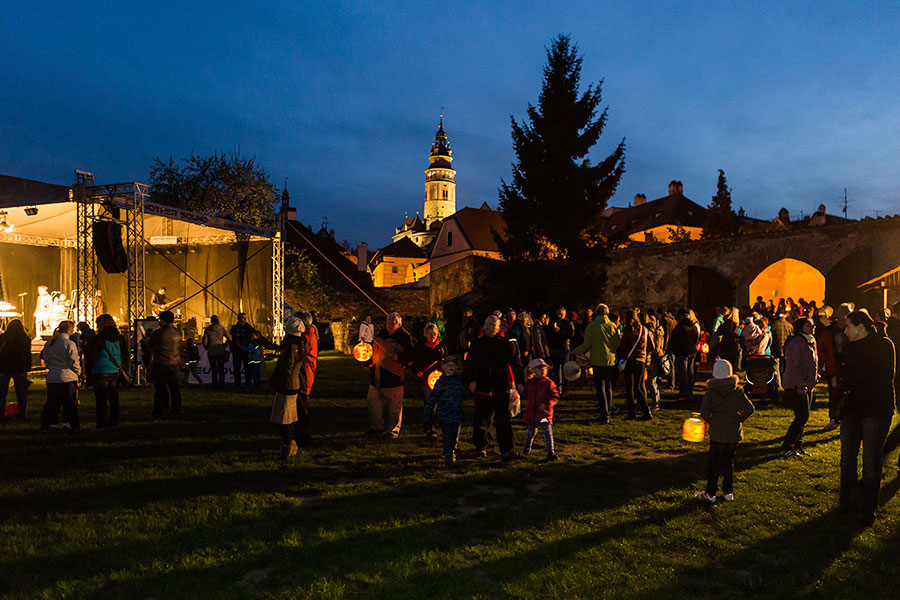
[269,316,308,459]
[779,318,818,457]
[616,310,655,421]
[84,313,129,430]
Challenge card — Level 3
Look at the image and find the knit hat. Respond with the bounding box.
[441,355,458,365]
[284,316,305,336]
[528,358,550,369]
[712,358,733,379]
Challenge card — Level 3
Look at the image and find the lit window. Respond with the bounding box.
[392,266,398,273]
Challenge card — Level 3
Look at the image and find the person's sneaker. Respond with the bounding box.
[654,403,662,411]
[364,428,384,436]
[388,432,400,440]
[795,448,812,457]
[722,493,734,502]
[501,451,522,462]
[624,414,636,421]
[426,431,437,440]
[693,491,716,504]
[61,423,72,431]
[444,453,457,466]
[49,424,59,430]
[475,450,488,459]
[781,449,797,458]
[637,413,653,421]
[545,453,559,461]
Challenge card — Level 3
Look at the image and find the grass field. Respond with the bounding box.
[2,350,900,599]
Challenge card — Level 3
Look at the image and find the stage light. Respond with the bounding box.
[24,206,38,216]
[0,211,11,232]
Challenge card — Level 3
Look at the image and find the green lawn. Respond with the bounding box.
[2,351,899,599]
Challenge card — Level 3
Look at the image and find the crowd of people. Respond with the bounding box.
[2,293,899,526]
[0,309,296,430]
[356,298,900,525]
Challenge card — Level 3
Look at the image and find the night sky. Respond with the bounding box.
[3,2,900,248]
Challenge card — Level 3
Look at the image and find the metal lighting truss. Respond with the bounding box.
[271,212,285,344]
[83,182,148,328]
[73,176,98,326]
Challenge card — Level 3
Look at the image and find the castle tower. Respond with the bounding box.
[423,116,456,223]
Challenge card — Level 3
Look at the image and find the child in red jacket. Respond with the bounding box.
[523,358,560,460]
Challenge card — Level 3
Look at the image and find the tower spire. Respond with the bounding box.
[424,113,456,224]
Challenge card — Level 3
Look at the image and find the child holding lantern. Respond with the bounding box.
[423,356,469,466]
[695,359,755,503]
[522,358,560,461]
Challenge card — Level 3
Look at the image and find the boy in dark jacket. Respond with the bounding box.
[423,356,471,465]
[695,359,755,503]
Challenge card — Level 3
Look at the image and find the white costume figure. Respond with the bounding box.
[34,285,52,339]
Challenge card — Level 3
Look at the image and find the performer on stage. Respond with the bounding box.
[34,285,52,340]
[94,289,106,317]
[151,286,182,317]
[151,287,168,314]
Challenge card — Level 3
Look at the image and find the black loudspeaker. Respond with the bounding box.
[92,221,129,273]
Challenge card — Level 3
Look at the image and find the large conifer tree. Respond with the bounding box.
[498,35,626,262]
[701,170,738,239]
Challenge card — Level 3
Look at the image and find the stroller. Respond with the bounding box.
[743,354,777,398]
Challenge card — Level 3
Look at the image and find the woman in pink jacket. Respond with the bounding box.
[780,318,818,457]
[522,358,559,460]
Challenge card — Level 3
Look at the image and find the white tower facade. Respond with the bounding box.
[423,117,456,224]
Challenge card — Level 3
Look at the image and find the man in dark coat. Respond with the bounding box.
[149,311,183,417]
[669,309,700,399]
[548,306,575,393]
[229,312,254,389]
[770,312,794,391]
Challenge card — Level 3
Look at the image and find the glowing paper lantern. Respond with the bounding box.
[682,413,706,443]
[352,342,373,362]
[701,343,710,354]
[5,403,17,417]
[562,361,582,381]
[427,369,442,389]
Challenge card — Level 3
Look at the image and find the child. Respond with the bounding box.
[422,356,469,466]
[184,338,202,385]
[694,359,755,503]
[241,330,265,391]
[522,358,560,461]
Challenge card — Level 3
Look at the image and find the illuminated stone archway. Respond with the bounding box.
[749,258,825,306]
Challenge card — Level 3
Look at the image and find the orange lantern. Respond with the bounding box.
[352,342,373,362]
[682,413,706,443]
[701,343,710,354]
[427,369,442,389]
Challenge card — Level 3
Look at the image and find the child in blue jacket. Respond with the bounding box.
[423,356,471,465]
[240,331,265,391]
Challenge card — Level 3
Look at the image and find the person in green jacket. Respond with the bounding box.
[572,304,621,424]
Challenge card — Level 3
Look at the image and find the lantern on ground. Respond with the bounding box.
[427,369,442,389]
[682,413,706,443]
[562,361,582,381]
[5,403,17,417]
[352,342,373,362]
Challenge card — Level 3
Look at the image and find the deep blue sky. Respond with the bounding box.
[3,1,900,247]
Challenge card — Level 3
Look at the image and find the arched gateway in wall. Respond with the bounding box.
[605,217,900,326]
